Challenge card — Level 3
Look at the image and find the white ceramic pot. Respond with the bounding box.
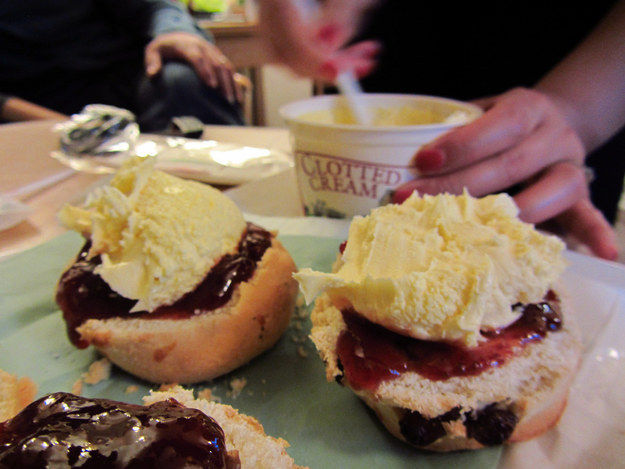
[280,94,482,218]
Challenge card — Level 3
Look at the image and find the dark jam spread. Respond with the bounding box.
[336,291,562,390]
[0,392,237,468]
[56,223,272,348]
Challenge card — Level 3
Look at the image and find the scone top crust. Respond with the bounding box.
[59,157,246,312]
[296,190,566,346]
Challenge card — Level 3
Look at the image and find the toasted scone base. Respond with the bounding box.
[144,386,305,469]
[309,288,582,451]
[74,239,298,384]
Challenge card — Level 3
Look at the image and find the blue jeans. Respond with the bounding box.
[136,61,245,131]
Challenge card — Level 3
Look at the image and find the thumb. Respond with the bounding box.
[145,46,163,76]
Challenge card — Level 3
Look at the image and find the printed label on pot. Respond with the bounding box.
[294,151,416,218]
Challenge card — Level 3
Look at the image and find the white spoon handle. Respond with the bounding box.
[336,70,373,126]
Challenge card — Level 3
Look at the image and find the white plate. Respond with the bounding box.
[501,250,625,469]
[51,135,294,186]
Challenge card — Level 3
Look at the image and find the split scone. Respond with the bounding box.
[0,386,302,468]
[296,191,581,451]
[55,158,298,384]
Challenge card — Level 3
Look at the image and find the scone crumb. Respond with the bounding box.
[198,387,222,403]
[227,378,247,399]
[82,358,111,384]
[71,378,83,395]
[125,385,139,394]
[297,346,308,358]
[291,334,305,343]
[197,388,213,401]
[296,294,306,309]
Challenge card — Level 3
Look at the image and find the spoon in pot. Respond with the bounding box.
[335,69,373,126]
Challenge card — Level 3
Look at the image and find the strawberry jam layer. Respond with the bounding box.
[56,223,272,348]
[336,291,561,391]
[0,392,235,468]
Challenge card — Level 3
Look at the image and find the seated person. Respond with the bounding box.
[0,0,245,131]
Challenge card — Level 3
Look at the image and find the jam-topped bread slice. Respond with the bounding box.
[310,289,581,450]
[297,191,581,451]
[55,158,298,384]
[56,225,298,384]
[0,388,302,468]
[0,393,236,468]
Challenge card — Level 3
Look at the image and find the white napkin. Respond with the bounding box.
[0,195,32,231]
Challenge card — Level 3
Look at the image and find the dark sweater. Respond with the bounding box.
[355,1,616,99]
[0,0,208,85]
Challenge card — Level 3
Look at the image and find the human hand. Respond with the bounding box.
[145,32,243,103]
[391,87,618,260]
[258,0,380,81]
[551,198,618,260]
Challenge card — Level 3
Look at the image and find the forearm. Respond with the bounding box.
[0,96,66,122]
[536,0,625,153]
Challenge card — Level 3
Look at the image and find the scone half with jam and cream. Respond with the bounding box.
[0,385,303,468]
[295,191,581,451]
[55,158,298,384]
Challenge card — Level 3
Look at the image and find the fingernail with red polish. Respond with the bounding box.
[415,148,445,172]
[391,186,415,204]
